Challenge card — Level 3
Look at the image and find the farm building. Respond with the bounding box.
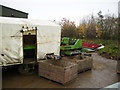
[0,5,28,18]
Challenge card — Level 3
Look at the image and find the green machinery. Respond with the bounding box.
[23,46,36,50]
[60,37,88,56]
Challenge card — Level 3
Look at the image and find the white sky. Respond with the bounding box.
[0,0,119,25]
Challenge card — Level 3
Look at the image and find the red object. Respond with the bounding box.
[82,42,99,48]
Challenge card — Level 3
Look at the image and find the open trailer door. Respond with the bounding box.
[18,27,37,75]
[22,28,37,64]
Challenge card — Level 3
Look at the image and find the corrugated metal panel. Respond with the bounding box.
[0,5,28,18]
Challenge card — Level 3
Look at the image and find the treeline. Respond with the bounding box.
[59,11,118,40]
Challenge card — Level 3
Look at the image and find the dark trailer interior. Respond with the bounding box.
[23,30,37,64]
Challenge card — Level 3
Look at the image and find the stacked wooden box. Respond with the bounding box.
[63,56,93,73]
[77,56,93,73]
[38,60,78,85]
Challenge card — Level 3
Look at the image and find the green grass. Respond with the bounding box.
[99,45,118,56]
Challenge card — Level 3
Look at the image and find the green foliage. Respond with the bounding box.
[97,40,118,57]
[99,46,118,54]
[59,11,118,40]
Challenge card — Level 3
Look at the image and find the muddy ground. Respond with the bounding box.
[2,53,120,88]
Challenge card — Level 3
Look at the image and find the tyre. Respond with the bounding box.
[18,64,35,75]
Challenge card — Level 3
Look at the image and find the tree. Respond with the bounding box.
[78,15,97,39]
[59,18,77,38]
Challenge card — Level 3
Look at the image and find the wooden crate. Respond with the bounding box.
[63,56,93,73]
[38,60,78,85]
[79,57,93,73]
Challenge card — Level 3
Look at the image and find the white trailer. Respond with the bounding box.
[0,17,61,73]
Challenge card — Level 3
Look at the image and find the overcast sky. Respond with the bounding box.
[0,0,119,25]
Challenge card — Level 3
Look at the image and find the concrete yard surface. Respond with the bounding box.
[2,53,120,88]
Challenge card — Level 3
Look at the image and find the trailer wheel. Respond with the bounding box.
[18,64,35,75]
